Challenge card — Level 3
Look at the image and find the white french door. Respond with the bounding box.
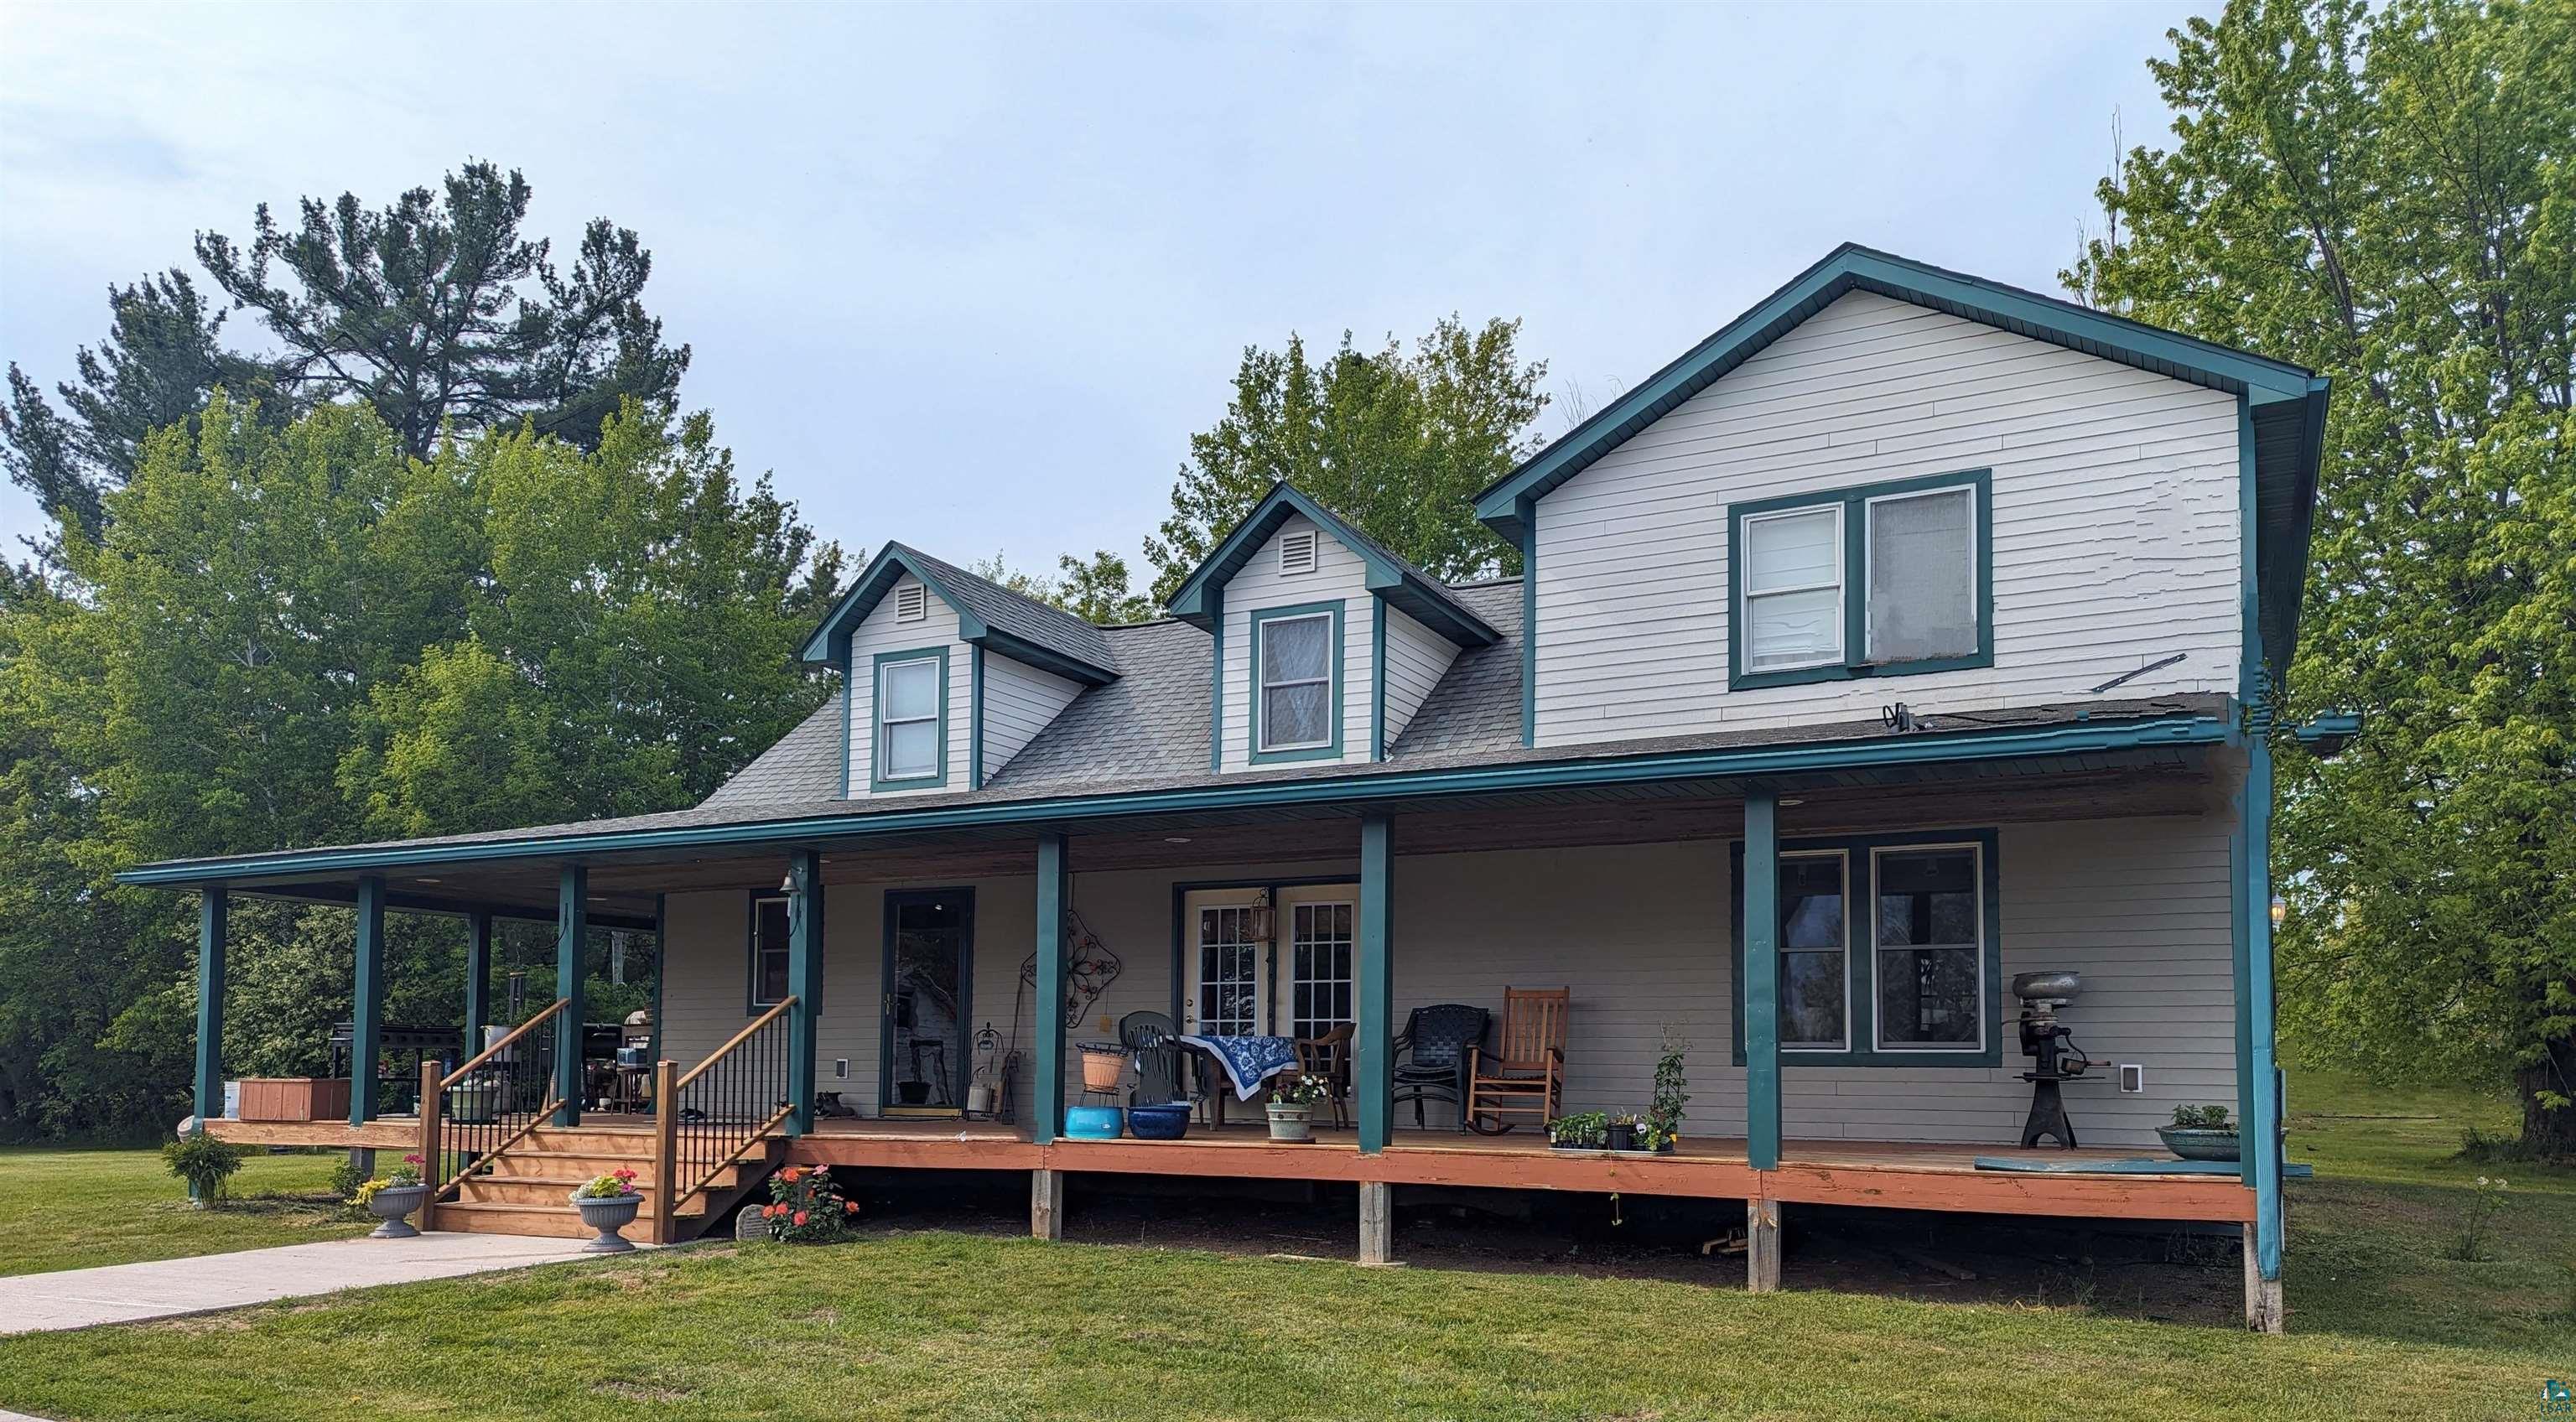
[1182,890,1265,1035]
[1180,884,1356,1038]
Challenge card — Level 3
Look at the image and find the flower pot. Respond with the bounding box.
[1266,1103,1314,1143]
[2156,1126,2242,1162]
[569,1191,642,1253]
[1079,1046,1127,1093]
[366,1182,429,1239]
[1606,1122,1639,1152]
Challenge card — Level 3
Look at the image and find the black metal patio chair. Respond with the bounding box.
[1390,1004,1489,1133]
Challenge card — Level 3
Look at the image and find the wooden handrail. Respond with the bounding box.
[664,1103,794,1214]
[437,997,571,1090]
[674,996,795,1091]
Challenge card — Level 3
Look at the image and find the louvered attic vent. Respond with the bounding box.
[1279,529,1318,575]
[895,584,928,622]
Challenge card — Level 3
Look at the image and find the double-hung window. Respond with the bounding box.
[1735,833,1997,1066]
[1730,470,1989,689]
[1251,603,1340,761]
[1872,845,1983,1050]
[873,649,947,788]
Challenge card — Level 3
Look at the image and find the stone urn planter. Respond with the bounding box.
[569,1191,643,1253]
[2155,1125,2243,1162]
[366,1183,430,1239]
[1265,1102,1314,1143]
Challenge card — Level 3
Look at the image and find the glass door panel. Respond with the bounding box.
[883,889,973,1113]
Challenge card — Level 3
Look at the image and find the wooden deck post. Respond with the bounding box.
[652,1060,680,1245]
[1356,814,1394,1154]
[192,889,227,1196]
[2241,1222,2284,1332]
[554,864,587,1126]
[350,874,387,1176]
[1742,789,1780,1171]
[416,1060,443,1232]
[787,849,824,1135]
[1746,1196,1782,1293]
[1358,1181,1393,1265]
[1031,1166,1065,1240]
[1031,832,1068,1145]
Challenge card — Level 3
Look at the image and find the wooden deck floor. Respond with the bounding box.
[789,1118,2254,1222]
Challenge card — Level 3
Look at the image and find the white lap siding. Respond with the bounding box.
[1219,515,1375,772]
[649,815,2234,1146]
[1530,290,2243,747]
[1379,606,1460,751]
[842,573,972,796]
[979,651,1083,782]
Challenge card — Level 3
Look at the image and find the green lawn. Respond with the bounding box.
[0,1147,368,1278]
[0,1072,2567,1421]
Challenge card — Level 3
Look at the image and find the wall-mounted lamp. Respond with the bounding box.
[2269,895,2288,929]
[1248,888,1276,943]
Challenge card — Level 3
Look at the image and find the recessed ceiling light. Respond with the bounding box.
[1777,798,1805,807]
[414,877,442,885]
[1164,836,1192,844]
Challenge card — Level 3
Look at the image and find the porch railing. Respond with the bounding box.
[421,997,570,1203]
[653,995,797,1242]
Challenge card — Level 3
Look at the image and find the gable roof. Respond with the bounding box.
[1163,482,1500,648]
[1471,242,2331,672]
[797,541,1120,685]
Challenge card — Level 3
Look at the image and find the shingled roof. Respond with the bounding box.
[796,540,1120,682]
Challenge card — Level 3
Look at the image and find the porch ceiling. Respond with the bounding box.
[219,744,2220,923]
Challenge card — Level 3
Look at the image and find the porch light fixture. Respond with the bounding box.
[1164,836,1192,844]
[414,877,441,885]
[1777,797,1805,807]
[780,874,795,893]
[1248,889,1275,943]
[2269,895,2287,928]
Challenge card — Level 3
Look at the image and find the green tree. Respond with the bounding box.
[1143,316,1549,603]
[968,548,1156,625]
[2072,0,2576,1154]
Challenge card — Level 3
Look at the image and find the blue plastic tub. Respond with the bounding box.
[1064,1105,1124,1140]
[1128,1103,1191,1140]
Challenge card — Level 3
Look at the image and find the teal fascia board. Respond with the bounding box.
[1471,243,2329,668]
[1165,483,1498,649]
[799,542,1117,685]
[117,713,2227,889]
[2291,711,2362,759]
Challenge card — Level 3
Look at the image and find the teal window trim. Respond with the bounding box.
[1727,469,1992,692]
[746,892,791,1012]
[869,645,952,791]
[1248,600,1345,765]
[1730,827,2002,1068]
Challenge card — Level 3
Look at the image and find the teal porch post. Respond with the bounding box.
[1356,814,1394,1153]
[350,876,387,1126]
[787,850,824,1134]
[554,864,587,1125]
[1031,831,1068,1144]
[1742,789,1780,1171]
[646,894,668,1067]
[193,889,227,1136]
[462,909,493,1056]
[2243,732,2284,1284]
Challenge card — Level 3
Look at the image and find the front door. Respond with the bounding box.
[1180,884,1357,1039]
[1182,889,1265,1035]
[881,888,973,1115]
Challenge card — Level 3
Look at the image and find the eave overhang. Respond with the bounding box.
[1163,483,1499,648]
[797,542,1119,686]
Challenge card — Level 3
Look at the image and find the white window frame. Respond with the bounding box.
[1777,849,1852,1054]
[1861,485,1979,666]
[1868,840,1986,1055]
[1255,610,1335,753]
[875,657,943,781]
[1737,503,1845,673]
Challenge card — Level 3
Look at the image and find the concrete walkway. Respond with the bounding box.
[0,1231,605,1336]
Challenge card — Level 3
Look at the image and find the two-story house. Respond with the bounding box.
[128,245,2334,1331]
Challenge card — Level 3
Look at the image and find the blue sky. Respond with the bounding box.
[0,1,2192,586]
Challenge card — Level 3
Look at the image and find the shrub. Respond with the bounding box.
[328,1154,371,1200]
[760,1165,856,1243]
[163,1128,247,1202]
[2169,1103,2234,1131]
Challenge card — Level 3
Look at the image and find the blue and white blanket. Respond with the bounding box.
[1176,1033,1301,1101]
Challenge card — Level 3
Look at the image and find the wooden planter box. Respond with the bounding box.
[236,1077,352,1123]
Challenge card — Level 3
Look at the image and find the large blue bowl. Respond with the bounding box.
[1064,1105,1124,1140]
[1128,1103,1191,1140]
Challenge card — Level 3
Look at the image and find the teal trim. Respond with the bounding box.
[1729,828,2006,1069]
[969,644,986,790]
[1206,588,1225,773]
[1248,600,1346,765]
[869,646,953,792]
[786,849,824,1134]
[194,889,226,1132]
[837,640,853,798]
[553,864,586,1127]
[119,714,2231,887]
[1164,483,1499,648]
[799,542,1118,682]
[1368,608,1388,761]
[878,888,974,1112]
[2235,397,2286,1279]
[350,875,386,1125]
[1356,814,1394,1152]
[463,908,492,1048]
[1517,497,1536,748]
[1031,832,1068,1144]
[1742,791,1779,1170]
[2291,710,2361,758]
[1725,470,1992,693]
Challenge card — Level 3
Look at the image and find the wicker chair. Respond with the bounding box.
[1390,1004,1489,1133]
[1464,988,1568,1135]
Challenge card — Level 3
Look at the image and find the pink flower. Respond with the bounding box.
[792,1211,808,1227]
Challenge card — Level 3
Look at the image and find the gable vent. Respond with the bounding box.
[895,584,928,623]
[1279,529,1318,576]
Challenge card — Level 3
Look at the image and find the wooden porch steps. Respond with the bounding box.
[431,1123,787,1244]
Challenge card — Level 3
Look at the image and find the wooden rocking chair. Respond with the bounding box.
[1463,987,1567,1134]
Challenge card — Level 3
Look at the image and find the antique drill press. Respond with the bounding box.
[2013,970,2092,1148]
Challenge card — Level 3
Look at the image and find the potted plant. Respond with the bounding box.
[758,1165,860,1242]
[1606,1113,1641,1152]
[569,1167,643,1252]
[1644,1030,1688,1155]
[361,1154,431,1238]
[1266,1073,1329,1142]
[2157,1103,2242,1161]
[1546,1110,1608,1150]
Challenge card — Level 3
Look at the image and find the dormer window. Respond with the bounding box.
[871,647,948,789]
[895,584,928,623]
[1728,470,1991,690]
[1278,529,1318,576]
[1250,602,1342,763]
